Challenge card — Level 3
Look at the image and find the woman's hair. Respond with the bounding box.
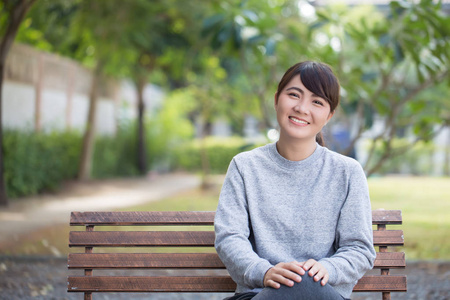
[276,61,340,146]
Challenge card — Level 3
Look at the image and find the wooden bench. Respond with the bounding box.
[67,210,407,300]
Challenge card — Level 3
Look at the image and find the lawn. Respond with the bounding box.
[368,176,450,260]
[2,176,449,260]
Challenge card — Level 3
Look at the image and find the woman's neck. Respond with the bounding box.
[276,137,317,161]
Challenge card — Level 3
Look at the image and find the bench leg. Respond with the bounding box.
[382,292,391,300]
[84,292,92,300]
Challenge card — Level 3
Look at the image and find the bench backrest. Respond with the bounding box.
[67,210,406,300]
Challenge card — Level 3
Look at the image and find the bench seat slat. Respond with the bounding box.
[68,276,236,292]
[374,252,406,268]
[353,275,407,292]
[68,252,406,269]
[372,210,402,225]
[70,211,215,226]
[69,230,403,247]
[373,230,404,246]
[69,231,215,247]
[68,253,226,269]
[67,275,407,293]
[71,210,402,226]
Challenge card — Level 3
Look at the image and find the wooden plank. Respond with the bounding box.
[69,231,215,247]
[70,211,215,226]
[69,230,403,247]
[71,210,401,226]
[68,276,236,293]
[353,275,407,292]
[68,275,406,293]
[373,230,404,246]
[374,252,406,269]
[372,210,402,225]
[68,253,226,269]
[68,252,405,270]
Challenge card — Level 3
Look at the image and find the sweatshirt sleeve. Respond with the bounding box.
[319,161,376,286]
[214,158,273,289]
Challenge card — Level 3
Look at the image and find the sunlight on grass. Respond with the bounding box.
[368,176,450,260]
[2,176,449,260]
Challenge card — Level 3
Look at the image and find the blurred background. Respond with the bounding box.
[0,0,449,299]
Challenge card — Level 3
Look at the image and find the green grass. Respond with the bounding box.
[1,176,449,260]
[368,176,450,260]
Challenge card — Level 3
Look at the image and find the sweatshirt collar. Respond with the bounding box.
[268,142,324,170]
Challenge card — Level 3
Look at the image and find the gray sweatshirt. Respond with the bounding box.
[214,143,376,299]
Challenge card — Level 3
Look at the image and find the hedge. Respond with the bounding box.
[3,127,139,198]
[172,137,261,174]
[3,129,263,198]
[4,129,81,198]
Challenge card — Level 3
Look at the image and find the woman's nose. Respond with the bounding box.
[294,101,309,114]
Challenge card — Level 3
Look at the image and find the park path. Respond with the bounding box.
[0,173,201,246]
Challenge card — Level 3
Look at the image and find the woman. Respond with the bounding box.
[214,61,376,300]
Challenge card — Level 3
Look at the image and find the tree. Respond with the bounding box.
[66,0,139,180]
[124,0,196,174]
[0,0,37,206]
[308,0,449,175]
[14,0,134,180]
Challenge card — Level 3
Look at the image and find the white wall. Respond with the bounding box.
[2,81,35,130]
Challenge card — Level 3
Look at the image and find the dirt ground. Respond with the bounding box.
[0,256,448,300]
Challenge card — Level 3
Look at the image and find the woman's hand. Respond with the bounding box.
[299,259,329,286]
[263,261,305,289]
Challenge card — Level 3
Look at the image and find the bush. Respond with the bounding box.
[4,129,82,198]
[92,123,139,178]
[172,137,261,173]
[4,125,140,198]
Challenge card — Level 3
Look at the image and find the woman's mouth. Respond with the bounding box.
[289,116,309,125]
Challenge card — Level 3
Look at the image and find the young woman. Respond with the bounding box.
[214,61,376,300]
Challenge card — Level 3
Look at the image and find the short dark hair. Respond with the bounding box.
[276,61,340,146]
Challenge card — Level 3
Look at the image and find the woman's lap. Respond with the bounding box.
[225,274,347,300]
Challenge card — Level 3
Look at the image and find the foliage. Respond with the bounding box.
[8,0,450,178]
[308,0,450,175]
[363,138,437,175]
[146,88,195,171]
[92,124,139,179]
[4,125,173,197]
[172,137,260,174]
[3,130,81,198]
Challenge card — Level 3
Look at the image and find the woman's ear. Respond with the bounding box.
[326,110,335,124]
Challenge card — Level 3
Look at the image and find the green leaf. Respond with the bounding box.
[265,37,276,56]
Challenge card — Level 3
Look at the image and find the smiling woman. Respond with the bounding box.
[215,61,376,300]
[274,62,340,161]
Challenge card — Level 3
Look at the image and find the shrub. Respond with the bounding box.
[92,123,139,178]
[4,129,81,198]
[172,137,261,173]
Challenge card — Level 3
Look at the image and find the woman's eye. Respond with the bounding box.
[289,93,299,98]
[313,100,324,106]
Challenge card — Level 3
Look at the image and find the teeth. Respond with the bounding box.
[289,117,308,124]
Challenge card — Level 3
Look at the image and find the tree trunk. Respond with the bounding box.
[0,0,37,206]
[199,136,211,189]
[78,63,102,180]
[200,117,211,189]
[136,78,147,175]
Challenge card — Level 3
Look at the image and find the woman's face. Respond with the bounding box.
[275,75,334,144]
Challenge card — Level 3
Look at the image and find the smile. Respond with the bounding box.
[289,117,309,125]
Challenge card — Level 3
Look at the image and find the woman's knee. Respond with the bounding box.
[254,274,342,299]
